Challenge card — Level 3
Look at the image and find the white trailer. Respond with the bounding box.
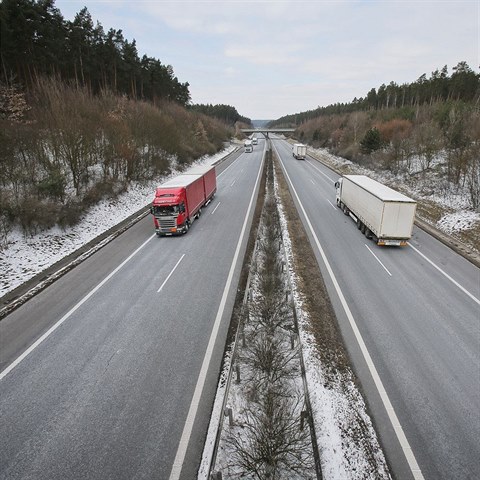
[335,175,416,246]
[292,143,307,160]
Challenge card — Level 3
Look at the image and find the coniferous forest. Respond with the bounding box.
[0,0,190,103]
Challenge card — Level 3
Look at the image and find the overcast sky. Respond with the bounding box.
[55,0,479,120]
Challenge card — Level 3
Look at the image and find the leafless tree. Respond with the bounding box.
[225,388,314,479]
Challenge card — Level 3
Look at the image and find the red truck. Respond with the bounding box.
[151,165,216,236]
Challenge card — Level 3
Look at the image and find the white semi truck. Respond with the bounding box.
[292,143,307,160]
[244,140,253,152]
[335,175,417,246]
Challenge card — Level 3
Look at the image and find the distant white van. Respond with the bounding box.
[292,143,307,160]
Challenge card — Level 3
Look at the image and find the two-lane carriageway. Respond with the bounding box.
[273,138,479,480]
[0,142,266,480]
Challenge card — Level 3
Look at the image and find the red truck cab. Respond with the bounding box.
[151,166,216,236]
[152,186,191,235]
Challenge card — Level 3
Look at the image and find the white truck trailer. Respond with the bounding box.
[335,175,416,246]
[292,143,307,160]
[244,140,253,152]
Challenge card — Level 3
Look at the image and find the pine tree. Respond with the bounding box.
[360,127,382,153]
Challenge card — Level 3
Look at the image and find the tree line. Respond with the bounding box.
[0,0,190,104]
[189,103,251,126]
[270,62,479,127]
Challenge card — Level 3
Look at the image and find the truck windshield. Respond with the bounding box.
[154,205,178,215]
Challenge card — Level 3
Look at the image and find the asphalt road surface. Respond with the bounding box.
[0,142,265,480]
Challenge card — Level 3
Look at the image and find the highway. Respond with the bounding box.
[0,143,265,480]
[1,136,478,480]
[272,138,480,480]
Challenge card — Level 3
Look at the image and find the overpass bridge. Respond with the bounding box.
[241,128,295,138]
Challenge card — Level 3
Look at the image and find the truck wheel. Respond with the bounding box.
[365,228,372,239]
[357,219,362,230]
[343,205,349,215]
[184,222,189,234]
[361,223,366,234]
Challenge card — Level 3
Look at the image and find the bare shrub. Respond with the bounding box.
[33,77,100,195]
[412,121,443,172]
[225,389,314,479]
[57,201,83,229]
[0,192,14,249]
[15,195,60,238]
[465,146,480,210]
[243,331,300,388]
[82,179,126,207]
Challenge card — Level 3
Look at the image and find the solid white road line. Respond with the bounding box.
[365,244,392,276]
[0,234,156,382]
[408,243,480,305]
[275,144,424,480]
[168,151,265,480]
[157,254,186,293]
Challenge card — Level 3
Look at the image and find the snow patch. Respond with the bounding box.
[437,210,479,234]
